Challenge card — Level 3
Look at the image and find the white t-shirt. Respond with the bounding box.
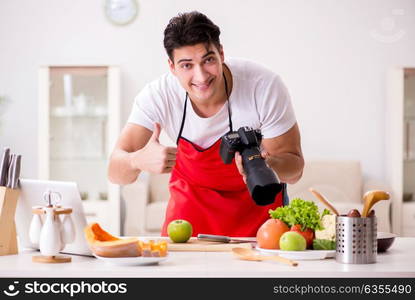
[128,57,296,149]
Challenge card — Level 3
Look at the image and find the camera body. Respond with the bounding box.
[219,126,283,206]
[220,127,263,164]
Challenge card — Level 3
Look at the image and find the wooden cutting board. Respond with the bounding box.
[167,238,253,252]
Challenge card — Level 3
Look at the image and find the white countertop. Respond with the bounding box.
[1,238,414,278]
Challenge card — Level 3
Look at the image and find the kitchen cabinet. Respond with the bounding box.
[402,202,415,237]
[38,66,121,234]
[386,68,415,236]
[403,72,415,236]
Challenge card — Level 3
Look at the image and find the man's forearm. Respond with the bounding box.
[108,149,141,185]
[266,153,304,184]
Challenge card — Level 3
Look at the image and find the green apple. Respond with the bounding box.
[167,219,193,243]
[279,231,307,251]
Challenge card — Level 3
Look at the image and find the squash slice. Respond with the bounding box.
[84,223,141,257]
[84,223,168,258]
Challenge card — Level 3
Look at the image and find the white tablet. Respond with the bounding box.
[15,179,92,256]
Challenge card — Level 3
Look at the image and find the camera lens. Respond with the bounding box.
[251,183,283,205]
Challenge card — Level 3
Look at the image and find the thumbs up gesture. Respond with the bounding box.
[134,123,178,174]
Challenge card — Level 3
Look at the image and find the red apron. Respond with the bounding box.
[161,76,284,237]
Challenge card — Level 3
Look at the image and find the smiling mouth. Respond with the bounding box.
[192,78,214,91]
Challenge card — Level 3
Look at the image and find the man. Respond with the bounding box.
[108,11,304,237]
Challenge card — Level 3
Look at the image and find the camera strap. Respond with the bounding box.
[176,71,232,144]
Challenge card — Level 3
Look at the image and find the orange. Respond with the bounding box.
[256,219,290,249]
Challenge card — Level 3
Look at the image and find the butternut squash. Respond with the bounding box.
[84,223,168,258]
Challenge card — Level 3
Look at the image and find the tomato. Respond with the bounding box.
[256,219,289,249]
[290,225,314,249]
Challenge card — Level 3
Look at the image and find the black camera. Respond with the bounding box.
[219,126,283,206]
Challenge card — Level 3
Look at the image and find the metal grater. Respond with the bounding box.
[335,215,377,264]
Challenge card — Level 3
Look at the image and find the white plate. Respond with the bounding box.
[255,246,335,260]
[93,254,168,266]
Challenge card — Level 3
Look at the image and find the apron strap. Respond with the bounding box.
[176,92,188,145]
[223,72,233,132]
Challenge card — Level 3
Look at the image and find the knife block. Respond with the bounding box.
[0,186,19,256]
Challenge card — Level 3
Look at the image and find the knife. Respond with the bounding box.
[6,154,16,188]
[12,154,21,189]
[197,234,256,243]
[0,147,10,186]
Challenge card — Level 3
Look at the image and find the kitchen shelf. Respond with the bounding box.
[51,156,106,161]
[38,65,121,234]
[51,108,108,118]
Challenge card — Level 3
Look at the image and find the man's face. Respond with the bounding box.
[168,43,225,104]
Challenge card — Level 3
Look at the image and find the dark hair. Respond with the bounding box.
[163,11,221,61]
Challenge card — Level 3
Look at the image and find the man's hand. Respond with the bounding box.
[235,150,269,183]
[131,123,177,174]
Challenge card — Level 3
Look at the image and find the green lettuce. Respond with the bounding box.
[268,198,325,231]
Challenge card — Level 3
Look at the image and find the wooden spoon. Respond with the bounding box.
[361,190,390,217]
[232,247,298,267]
[309,188,339,216]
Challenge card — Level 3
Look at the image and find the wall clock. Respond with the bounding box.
[105,0,139,26]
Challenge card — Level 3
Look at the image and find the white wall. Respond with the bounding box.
[1,0,415,184]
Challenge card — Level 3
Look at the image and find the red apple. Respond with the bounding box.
[290,224,314,249]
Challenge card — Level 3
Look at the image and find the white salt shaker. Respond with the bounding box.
[29,213,43,246]
[39,207,62,256]
[61,214,75,244]
[54,213,65,251]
